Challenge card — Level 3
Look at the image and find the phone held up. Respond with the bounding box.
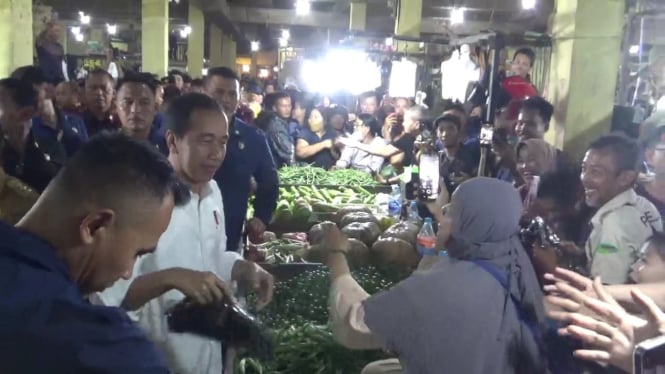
[479,125,494,146]
[635,334,665,374]
[418,153,440,201]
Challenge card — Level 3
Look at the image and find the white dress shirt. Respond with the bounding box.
[99,180,242,374]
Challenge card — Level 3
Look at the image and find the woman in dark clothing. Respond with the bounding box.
[295,107,338,169]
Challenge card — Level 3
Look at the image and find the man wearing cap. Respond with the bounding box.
[246,82,264,119]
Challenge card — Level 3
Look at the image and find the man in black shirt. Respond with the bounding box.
[435,114,479,194]
[0,78,65,192]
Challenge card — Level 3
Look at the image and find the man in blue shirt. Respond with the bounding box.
[0,133,190,372]
[205,67,279,251]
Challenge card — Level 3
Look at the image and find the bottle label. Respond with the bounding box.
[417,236,436,255]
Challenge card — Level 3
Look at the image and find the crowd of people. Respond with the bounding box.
[1,43,665,374]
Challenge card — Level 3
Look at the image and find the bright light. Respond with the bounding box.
[251,40,260,52]
[281,29,290,39]
[259,68,270,79]
[75,33,84,42]
[389,59,417,98]
[179,29,188,38]
[273,66,279,72]
[522,0,536,10]
[106,24,117,35]
[242,64,250,73]
[301,49,381,95]
[450,8,465,25]
[202,68,208,76]
[71,26,81,36]
[630,45,640,55]
[79,11,90,25]
[184,26,192,34]
[385,37,393,46]
[295,0,310,16]
[419,42,425,49]
[279,37,288,48]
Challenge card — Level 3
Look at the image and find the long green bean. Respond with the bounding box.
[279,166,379,186]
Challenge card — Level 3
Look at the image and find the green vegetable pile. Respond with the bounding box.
[279,166,379,186]
[273,185,377,228]
[237,267,407,374]
[257,239,308,265]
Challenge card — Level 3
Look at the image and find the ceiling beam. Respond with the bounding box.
[194,0,247,43]
[228,6,348,28]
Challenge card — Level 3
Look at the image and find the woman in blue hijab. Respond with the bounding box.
[327,177,547,373]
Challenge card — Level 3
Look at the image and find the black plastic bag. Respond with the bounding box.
[166,296,274,361]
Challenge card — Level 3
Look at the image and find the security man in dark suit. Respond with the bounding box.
[204,67,279,252]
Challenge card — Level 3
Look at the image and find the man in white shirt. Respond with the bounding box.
[582,134,663,284]
[100,93,274,373]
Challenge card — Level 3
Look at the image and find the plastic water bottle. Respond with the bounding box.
[388,185,402,218]
[407,201,421,224]
[417,218,437,256]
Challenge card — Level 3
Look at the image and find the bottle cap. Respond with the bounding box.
[410,201,417,207]
[424,217,432,224]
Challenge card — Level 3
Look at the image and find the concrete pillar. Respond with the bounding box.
[545,0,624,158]
[187,2,204,77]
[349,2,367,31]
[0,0,33,78]
[394,0,422,38]
[209,24,223,67]
[142,0,169,77]
[220,33,237,70]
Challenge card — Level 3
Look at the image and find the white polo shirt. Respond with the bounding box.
[585,188,662,284]
[99,180,242,374]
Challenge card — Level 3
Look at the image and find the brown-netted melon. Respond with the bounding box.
[347,238,370,268]
[334,206,371,225]
[339,211,379,228]
[379,221,420,247]
[371,237,420,270]
[308,221,337,245]
[342,222,382,246]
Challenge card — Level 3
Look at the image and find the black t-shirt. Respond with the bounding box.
[392,133,416,167]
[296,128,337,170]
[439,143,480,194]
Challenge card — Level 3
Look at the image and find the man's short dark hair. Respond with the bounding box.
[513,47,536,66]
[272,91,291,106]
[537,165,582,207]
[190,78,204,88]
[86,68,114,82]
[588,133,641,172]
[163,93,222,137]
[116,72,158,95]
[443,103,467,116]
[168,70,184,84]
[52,132,190,216]
[357,113,381,137]
[434,114,462,131]
[204,67,239,85]
[10,66,48,88]
[358,91,377,102]
[0,78,38,109]
[182,72,192,83]
[522,96,554,129]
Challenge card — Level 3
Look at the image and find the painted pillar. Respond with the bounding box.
[142,0,169,77]
[394,0,422,38]
[0,0,33,77]
[220,33,236,70]
[209,24,223,67]
[187,2,204,77]
[545,0,625,158]
[349,2,367,31]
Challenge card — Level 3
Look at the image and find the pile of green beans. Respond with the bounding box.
[279,166,379,186]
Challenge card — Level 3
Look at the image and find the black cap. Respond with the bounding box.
[10,66,48,87]
[246,83,263,95]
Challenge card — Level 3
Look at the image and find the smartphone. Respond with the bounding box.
[418,153,440,201]
[634,334,665,374]
[480,125,494,146]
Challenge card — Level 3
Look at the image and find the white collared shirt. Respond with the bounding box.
[99,180,242,374]
[585,188,662,284]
